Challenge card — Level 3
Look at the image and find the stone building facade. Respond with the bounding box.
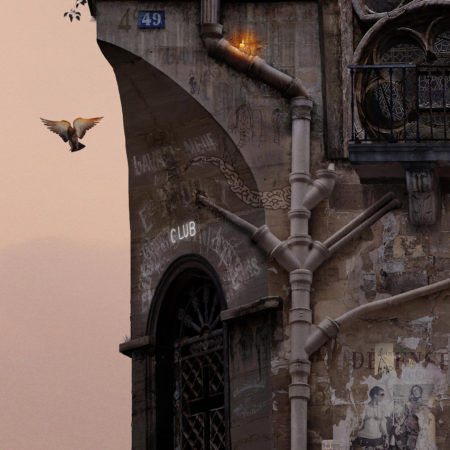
[88,0,450,448]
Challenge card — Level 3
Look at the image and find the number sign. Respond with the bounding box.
[138,11,165,29]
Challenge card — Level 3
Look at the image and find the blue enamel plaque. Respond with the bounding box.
[138,11,165,29]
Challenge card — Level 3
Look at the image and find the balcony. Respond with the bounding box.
[348,64,450,225]
[349,64,450,169]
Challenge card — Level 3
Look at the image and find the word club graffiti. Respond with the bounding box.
[170,221,197,244]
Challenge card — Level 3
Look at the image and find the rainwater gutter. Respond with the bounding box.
[199,6,308,98]
[305,278,450,357]
[197,1,402,449]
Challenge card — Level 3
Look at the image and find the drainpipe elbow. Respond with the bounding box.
[303,164,336,210]
[254,62,309,98]
[202,36,226,59]
[199,23,223,40]
[305,317,340,356]
[252,225,300,272]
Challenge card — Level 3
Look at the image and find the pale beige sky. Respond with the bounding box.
[1,1,131,448]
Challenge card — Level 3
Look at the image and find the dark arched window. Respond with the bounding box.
[154,258,229,450]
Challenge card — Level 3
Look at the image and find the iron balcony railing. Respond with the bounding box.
[349,64,450,144]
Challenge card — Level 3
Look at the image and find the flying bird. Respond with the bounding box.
[40,117,103,152]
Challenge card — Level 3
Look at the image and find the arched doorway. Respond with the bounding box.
[153,256,229,449]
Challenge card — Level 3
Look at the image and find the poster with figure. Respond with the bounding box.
[352,386,390,449]
[389,384,436,450]
[351,384,436,450]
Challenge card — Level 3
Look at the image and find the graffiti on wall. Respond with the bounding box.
[138,224,262,311]
[138,201,156,233]
[196,226,261,291]
[170,221,196,244]
[189,155,291,209]
[183,133,218,157]
[132,150,171,177]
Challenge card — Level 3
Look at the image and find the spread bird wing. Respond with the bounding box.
[40,118,71,142]
[73,117,103,139]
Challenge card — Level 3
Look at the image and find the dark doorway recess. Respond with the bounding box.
[154,256,230,450]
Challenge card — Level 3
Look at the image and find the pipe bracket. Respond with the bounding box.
[288,234,311,247]
[289,384,311,400]
[289,172,311,184]
[290,97,313,120]
[290,269,313,290]
[288,208,311,220]
[290,307,312,324]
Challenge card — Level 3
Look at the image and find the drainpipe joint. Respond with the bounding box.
[289,172,311,185]
[303,166,336,210]
[288,208,311,221]
[252,225,300,271]
[289,358,311,380]
[288,207,311,235]
[288,234,312,250]
[289,383,311,401]
[199,23,223,39]
[290,172,311,209]
[305,317,340,356]
[291,97,313,120]
[304,241,331,272]
[290,307,312,325]
[289,269,313,292]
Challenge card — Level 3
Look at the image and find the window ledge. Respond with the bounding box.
[221,296,281,322]
[349,142,450,164]
[119,335,154,357]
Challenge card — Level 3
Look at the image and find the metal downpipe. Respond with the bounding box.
[199,2,317,449]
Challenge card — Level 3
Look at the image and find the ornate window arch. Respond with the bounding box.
[352,10,450,142]
[349,4,450,225]
[152,255,230,450]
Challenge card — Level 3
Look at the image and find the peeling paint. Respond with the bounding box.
[332,408,357,449]
[271,356,289,375]
[329,386,352,406]
[397,336,421,350]
[337,362,448,448]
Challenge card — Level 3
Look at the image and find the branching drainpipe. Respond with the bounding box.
[196,1,403,449]
[197,0,399,450]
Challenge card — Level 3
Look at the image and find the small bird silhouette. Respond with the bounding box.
[40,117,103,152]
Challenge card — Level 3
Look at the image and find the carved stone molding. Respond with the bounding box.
[405,165,440,225]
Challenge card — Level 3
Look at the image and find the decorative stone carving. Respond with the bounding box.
[405,166,439,225]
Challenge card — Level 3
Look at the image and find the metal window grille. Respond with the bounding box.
[349,64,450,143]
[173,283,227,450]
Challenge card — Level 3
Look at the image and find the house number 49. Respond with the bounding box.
[138,11,165,29]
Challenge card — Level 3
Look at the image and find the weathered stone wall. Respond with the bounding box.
[94,0,450,448]
[307,1,450,447]
[309,179,450,447]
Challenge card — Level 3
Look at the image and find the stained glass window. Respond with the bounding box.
[434,29,450,55]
